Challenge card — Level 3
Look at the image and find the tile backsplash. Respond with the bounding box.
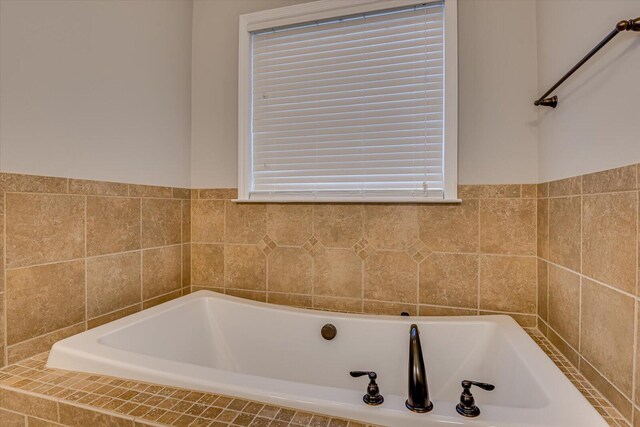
[0,173,191,367]
[189,184,539,324]
[537,164,639,422]
[2,165,638,424]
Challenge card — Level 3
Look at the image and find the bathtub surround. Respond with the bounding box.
[190,184,539,323]
[537,163,639,422]
[0,173,192,368]
[0,353,372,427]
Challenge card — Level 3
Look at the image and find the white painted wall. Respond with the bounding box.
[190,0,540,187]
[0,0,193,187]
[457,0,539,185]
[537,0,640,182]
[191,0,308,189]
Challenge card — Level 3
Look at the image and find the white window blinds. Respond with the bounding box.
[249,2,446,201]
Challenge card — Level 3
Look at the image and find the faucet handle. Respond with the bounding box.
[456,380,495,417]
[350,371,377,380]
[350,371,384,406]
[461,380,495,391]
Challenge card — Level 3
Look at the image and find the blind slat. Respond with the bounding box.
[250,2,446,198]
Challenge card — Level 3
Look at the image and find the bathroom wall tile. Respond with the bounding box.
[537,259,548,321]
[87,304,140,329]
[313,205,363,248]
[6,193,84,268]
[142,290,182,309]
[364,251,417,304]
[172,188,191,199]
[182,200,191,243]
[267,247,312,294]
[59,402,134,427]
[0,295,4,367]
[312,296,362,313]
[457,185,480,199]
[580,279,634,396]
[479,255,536,314]
[418,200,478,253]
[191,200,224,243]
[419,253,478,308]
[537,198,549,259]
[521,184,537,198]
[548,196,581,272]
[68,179,129,196]
[418,305,477,316]
[363,300,417,316]
[636,306,640,405]
[224,202,266,244]
[191,244,224,288]
[364,205,418,251]
[548,265,580,348]
[128,184,172,198]
[580,358,633,420]
[141,199,182,248]
[549,176,581,197]
[182,244,191,287]
[547,328,579,367]
[225,289,266,302]
[224,245,266,291]
[267,293,312,309]
[582,192,637,294]
[267,204,312,247]
[582,165,637,194]
[475,185,521,198]
[199,188,237,200]
[86,252,141,318]
[480,199,536,255]
[537,182,549,198]
[6,260,85,345]
[0,173,67,194]
[0,388,59,421]
[0,408,25,425]
[87,196,140,256]
[142,246,181,300]
[7,323,84,364]
[313,249,362,298]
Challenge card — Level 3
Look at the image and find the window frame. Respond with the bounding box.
[238,0,458,203]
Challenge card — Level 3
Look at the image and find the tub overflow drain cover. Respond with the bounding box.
[321,323,337,340]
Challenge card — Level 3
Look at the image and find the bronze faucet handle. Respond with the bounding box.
[350,371,384,406]
[456,380,495,417]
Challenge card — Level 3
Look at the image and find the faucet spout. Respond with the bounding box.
[406,324,433,413]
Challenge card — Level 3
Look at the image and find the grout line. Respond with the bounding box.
[84,196,88,331]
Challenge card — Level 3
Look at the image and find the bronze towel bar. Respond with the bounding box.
[534,17,640,108]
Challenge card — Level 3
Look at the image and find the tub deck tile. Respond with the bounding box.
[0,331,626,426]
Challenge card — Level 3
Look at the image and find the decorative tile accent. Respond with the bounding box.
[406,239,431,263]
[302,236,324,258]
[352,238,370,260]
[0,353,376,427]
[258,235,277,256]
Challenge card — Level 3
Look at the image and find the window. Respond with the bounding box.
[239,0,457,202]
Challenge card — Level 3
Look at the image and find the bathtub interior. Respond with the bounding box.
[98,295,548,411]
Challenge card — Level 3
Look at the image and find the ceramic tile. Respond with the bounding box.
[87,197,140,256]
[267,204,312,247]
[313,205,363,248]
[480,198,536,255]
[548,265,580,348]
[86,252,141,318]
[267,247,312,294]
[582,192,637,294]
[191,244,224,288]
[479,255,536,314]
[548,196,581,272]
[142,246,181,300]
[225,202,266,244]
[6,261,85,345]
[364,205,418,251]
[6,193,85,268]
[418,200,478,253]
[141,199,182,248]
[419,253,478,308]
[224,245,266,291]
[364,251,417,304]
[313,249,362,298]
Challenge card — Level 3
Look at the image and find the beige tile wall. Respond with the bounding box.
[537,164,639,422]
[0,173,192,368]
[190,185,539,324]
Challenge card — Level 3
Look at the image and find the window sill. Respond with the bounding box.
[233,197,462,204]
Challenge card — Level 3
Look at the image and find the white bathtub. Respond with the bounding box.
[48,291,605,426]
